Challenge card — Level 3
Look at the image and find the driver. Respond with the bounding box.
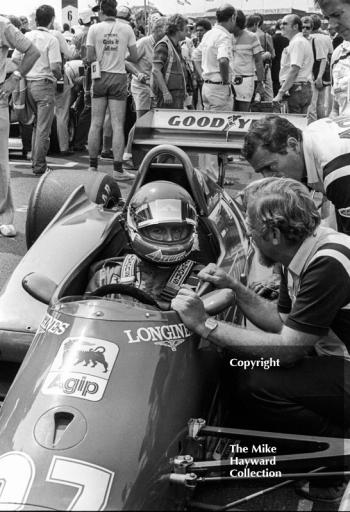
[86,180,203,309]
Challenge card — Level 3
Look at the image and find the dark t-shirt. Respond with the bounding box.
[278,242,350,347]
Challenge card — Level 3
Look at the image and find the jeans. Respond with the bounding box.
[55,81,73,151]
[0,98,14,225]
[27,80,55,174]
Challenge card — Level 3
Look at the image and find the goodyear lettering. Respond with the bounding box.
[124,323,191,344]
[49,373,99,397]
[40,314,70,336]
[168,114,252,130]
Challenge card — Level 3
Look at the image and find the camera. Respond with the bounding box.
[233,76,243,85]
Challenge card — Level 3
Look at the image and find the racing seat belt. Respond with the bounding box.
[159,260,201,302]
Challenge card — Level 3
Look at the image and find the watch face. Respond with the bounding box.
[205,317,218,329]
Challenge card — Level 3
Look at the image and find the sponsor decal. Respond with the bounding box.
[124,323,191,351]
[39,313,70,336]
[339,207,350,218]
[147,249,187,263]
[168,113,252,132]
[42,337,119,401]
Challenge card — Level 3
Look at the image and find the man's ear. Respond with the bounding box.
[286,136,301,153]
[271,227,281,245]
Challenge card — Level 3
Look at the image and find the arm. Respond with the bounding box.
[127,44,138,63]
[218,57,230,84]
[315,57,326,90]
[171,287,319,365]
[152,62,172,103]
[193,60,203,80]
[254,52,265,95]
[125,61,147,83]
[86,45,96,65]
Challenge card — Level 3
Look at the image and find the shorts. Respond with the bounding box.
[233,76,255,102]
[91,72,127,100]
[130,81,151,111]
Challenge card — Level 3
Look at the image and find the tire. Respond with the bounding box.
[26,168,121,248]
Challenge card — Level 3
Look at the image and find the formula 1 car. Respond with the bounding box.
[0,139,348,510]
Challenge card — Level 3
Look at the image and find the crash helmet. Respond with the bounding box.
[127,181,198,266]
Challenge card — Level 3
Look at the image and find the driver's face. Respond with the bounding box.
[142,223,191,242]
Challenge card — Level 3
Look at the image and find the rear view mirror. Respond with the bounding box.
[22,272,58,305]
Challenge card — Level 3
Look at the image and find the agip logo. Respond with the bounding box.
[42,337,119,402]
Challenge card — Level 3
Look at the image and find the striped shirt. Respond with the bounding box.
[232,29,262,76]
[303,116,350,234]
[278,227,350,350]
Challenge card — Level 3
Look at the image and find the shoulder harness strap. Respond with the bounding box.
[159,259,201,302]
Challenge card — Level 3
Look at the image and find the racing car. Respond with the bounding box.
[0,133,348,509]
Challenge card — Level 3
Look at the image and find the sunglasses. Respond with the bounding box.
[281,22,289,26]
[303,25,311,29]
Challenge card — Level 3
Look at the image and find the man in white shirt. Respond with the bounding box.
[12,4,62,175]
[273,14,313,114]
[192,3,235,112]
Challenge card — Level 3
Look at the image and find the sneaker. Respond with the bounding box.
[0,224,16,237]
[101,150,114,160]
[122,158,136,171]
[113,169,135,181]
[60,149,74,156]
[88,166,98,172]
[295,479,347,503]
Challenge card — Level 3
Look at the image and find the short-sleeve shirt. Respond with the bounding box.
[131,34,154,85]
[0,15,31,83]
[12,27,61,82]
[86,19,136,74]
[192,24,233,82]
[232,29,262,76]
[302,116,350,234]
[279,32,314,83]
[278,227,350,349]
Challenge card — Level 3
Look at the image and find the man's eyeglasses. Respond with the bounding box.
[281,22,289,26]
[303,25,311,29]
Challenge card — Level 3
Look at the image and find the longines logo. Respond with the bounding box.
[124,324,192,351]
[39,313,70,336]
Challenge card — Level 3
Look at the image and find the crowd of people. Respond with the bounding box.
[1,0,350,504]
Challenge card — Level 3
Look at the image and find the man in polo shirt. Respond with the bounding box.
[172,177,350,501]
[273,14,313,114]
[242,114,350,235]
[12,4,62,176]
[192,3,235,112]
[0,15,39,237]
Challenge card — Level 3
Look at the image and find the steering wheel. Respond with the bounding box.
[87,283,158,306]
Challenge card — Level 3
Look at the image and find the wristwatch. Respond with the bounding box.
[201,317,219,339]
[12,70,22,80]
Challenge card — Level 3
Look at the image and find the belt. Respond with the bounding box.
[292,81,310,86]
[27,78,54,83]
[203,80,229,85]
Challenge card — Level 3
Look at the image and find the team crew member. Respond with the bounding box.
[243,114,350,235]
[86,0,138,180]
[172,177,350,501]
[86,181,202,310]
[192,3,236,111]
[232,10,264,112]
[12,4,62,176]
[0,15,39,236]
[273,14,313,114]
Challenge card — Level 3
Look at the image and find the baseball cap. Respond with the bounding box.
[79,9,95,24]
[116,5,131,20]
[92,0,117,13]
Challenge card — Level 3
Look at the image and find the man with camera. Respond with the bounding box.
[12,4,62,175]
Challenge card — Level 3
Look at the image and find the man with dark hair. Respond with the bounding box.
[151,14,188,109]
[192,3,235,111]
[194,18,211,44]
[315,0,350,42]
[232,10,265,111]
[12,4,62,176]
[242,114,350,235]
[86,0,138,180]
[273,14,313,113]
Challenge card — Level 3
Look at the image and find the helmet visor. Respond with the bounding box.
[133,199,197,229]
